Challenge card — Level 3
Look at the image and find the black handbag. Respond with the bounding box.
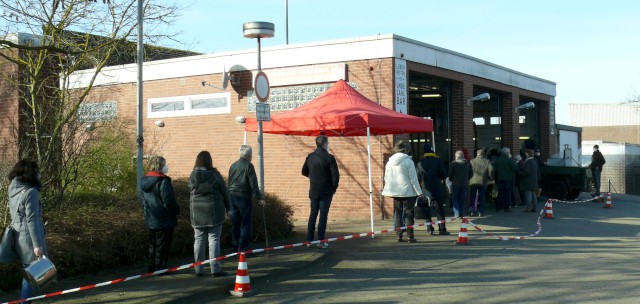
[0,226,17,264]
[414,196,432,220]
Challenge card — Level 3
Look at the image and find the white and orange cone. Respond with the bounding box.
[230,253,253,297]
[455,218,469,245]
[544,200,554,219]
[603,192,613,208]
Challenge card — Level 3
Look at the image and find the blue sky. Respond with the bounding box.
[171,0,640,125]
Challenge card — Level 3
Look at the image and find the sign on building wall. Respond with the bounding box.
[78,101,117,122]
[394,58,407,114]
[247,82,358,112]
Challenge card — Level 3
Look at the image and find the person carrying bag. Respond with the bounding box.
[7,159,52,303]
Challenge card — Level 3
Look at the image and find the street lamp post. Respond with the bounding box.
[243,21,274,196]
[243,22,274,251]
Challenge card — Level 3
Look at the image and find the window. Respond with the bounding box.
[519,115,526,124]
[490,117,501,125]
[78,101,117,122]
[148,93,231,118]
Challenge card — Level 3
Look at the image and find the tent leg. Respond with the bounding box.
[367,127,375,238]
[431,132,436,151]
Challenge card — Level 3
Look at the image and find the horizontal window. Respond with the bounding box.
[148,93,231,118]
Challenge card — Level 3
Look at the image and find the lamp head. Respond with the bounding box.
[467,93,490,105]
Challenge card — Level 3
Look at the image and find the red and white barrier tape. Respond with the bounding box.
[3,217,461,303]
[466,209,544,241]
[550,193,606,204]
[4,214,547,303]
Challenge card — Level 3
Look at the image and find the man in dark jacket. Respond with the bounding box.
[141,156,180,273]
[494,147,517,212]
[302,135,340,248]
[228,145,264,252]
[590,144,606,197]
[416,143,450,235]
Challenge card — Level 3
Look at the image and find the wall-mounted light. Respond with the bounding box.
[85,123,95,132]
[467,93,490,106]
[235,116,246,124]
[515,102,535,113]
[421,94,442,98]
[155,120,165,127]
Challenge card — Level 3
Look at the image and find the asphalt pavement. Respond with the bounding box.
[1,193,639,303]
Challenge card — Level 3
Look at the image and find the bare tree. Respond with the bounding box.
[0,0,184,207]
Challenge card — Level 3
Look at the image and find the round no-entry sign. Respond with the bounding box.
[254,71,270,102]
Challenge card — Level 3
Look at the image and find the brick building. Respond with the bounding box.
[69,34,557,220]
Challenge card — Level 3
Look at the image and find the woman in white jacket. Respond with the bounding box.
[382,141,423,243]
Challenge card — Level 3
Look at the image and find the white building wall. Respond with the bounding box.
[569,103,640,126]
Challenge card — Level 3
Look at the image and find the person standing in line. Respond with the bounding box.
[533,148,544,197]
[382,141,422,243]
[494,147,517,212]
[448,150,472,218]
[469,149,494,217]
[140,156,180,274]
[521,149,541,212]
[590,144,606,198]
[302,135,340,249]
[7,159,49,302]
[513,153,525,207]
[189,151,230,277]
[416,143,450,235]
[228,145,264,253]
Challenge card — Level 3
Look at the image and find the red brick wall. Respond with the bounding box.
[89,59,398,220]
[0,48,20,164]
[450,80,474,152]
[501,92,520,151]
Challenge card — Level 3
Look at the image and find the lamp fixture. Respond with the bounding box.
[467,93,490,106]
[515,102,536,113]
[421,94,442,98]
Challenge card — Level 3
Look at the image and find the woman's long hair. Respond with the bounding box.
[7,159,41,188]
[194,151,216,171]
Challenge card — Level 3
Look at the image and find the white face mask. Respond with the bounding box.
[593,148,598,152]
[161,164,169,174]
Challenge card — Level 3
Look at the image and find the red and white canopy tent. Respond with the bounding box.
[245,79,433,233]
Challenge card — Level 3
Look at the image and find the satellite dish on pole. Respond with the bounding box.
[221,64,229,90]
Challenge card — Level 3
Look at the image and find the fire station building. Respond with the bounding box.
[73,34,557,220]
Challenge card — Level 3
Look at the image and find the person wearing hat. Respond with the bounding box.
[589,144,606,197]
[382,140,422,243]
[416,143,450,235]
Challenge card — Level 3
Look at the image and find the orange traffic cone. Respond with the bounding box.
[455,217,469,245]
[603,192,613,208]
[544,200,554,219]
[230,253,253,297]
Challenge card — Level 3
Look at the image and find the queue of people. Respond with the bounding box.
[4,136,556,301]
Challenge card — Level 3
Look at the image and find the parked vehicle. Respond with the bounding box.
[540,124,592,201]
